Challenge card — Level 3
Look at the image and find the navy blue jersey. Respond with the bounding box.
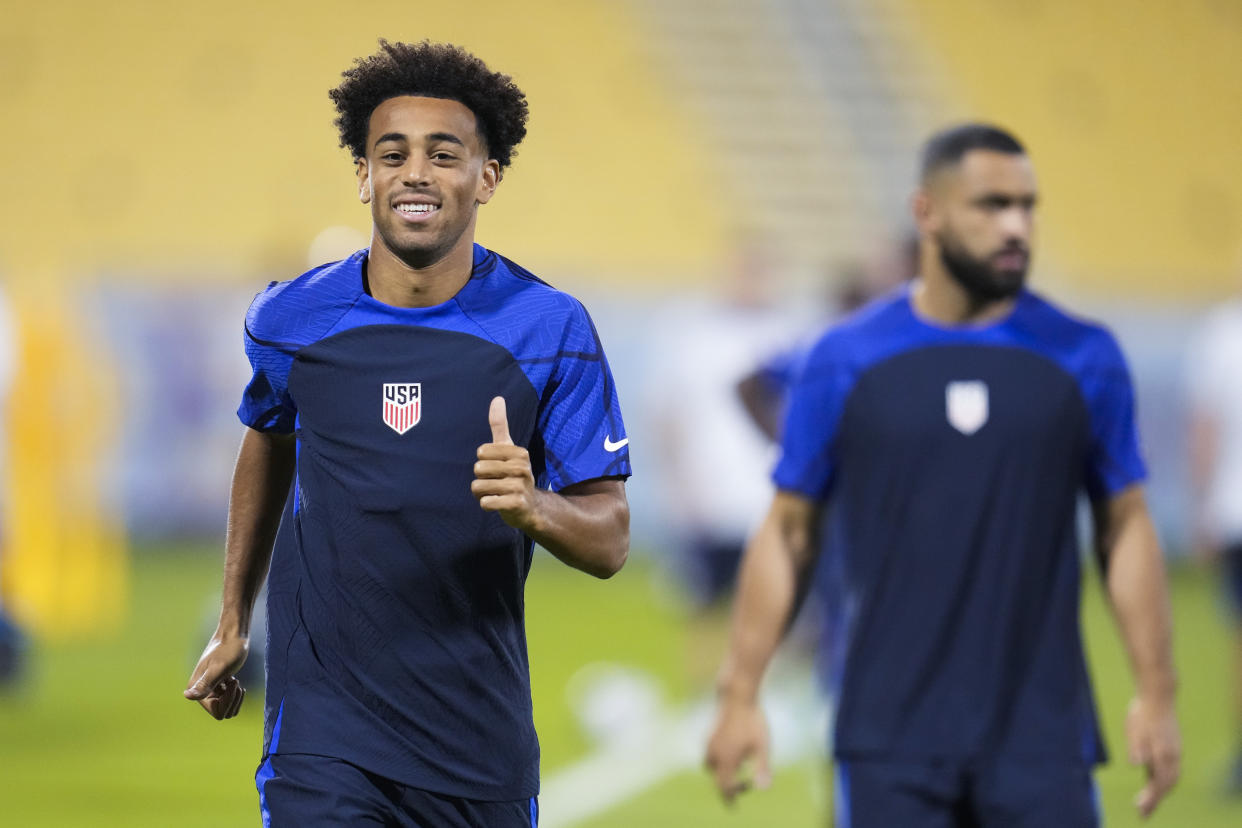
[238,245,631,800]
[774,286,1145,765]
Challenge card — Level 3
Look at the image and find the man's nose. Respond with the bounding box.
[1000,205,1032,241]
[402,157,432,186]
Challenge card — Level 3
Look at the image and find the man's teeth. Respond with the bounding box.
[397,203,438,213]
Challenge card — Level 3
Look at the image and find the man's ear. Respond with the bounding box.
[476,160,501,205]
[912,188,935,234]
[357,158,371,204]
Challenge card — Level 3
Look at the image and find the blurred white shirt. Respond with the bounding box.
[651,299,797,542]
[1186,298,1242,544]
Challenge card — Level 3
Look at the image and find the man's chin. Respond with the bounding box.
[959,274,1024,303]
[991,270,1027,298]
[376,230,440,260]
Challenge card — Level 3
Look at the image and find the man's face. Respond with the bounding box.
[356,95,499,268]
[922,149,1038,300]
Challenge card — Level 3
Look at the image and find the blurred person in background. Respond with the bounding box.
[183,40,631,827]
[0,284,23,689]
[738,235,919,442]
[706,124,1180,826]
[649,239,799,687]
[1186,278,1242,794]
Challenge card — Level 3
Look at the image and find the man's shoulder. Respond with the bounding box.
[476,248,588,317]
[246,252,365,348]
[466,248,598,347]
[1014,290,1125,366]
[804,288,916,371]
[834,288,912,339]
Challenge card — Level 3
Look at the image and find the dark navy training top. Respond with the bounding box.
[774,286,1145,766]
[238,245,630,800]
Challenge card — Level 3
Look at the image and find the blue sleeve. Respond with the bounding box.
[772,336,852,500]
[1080,330,1147,500]
[237,290,298,434]
[538,303,631,491]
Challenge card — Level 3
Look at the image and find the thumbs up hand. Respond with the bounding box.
[487,394,514,446]
[472,396,539,531]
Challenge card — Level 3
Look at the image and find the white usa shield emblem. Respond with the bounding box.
[382,383,421,435]
[946,380,988,435]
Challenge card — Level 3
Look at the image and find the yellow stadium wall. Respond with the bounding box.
[898,0,1242,298]
[0,2,731,637]
[0,0,729,289]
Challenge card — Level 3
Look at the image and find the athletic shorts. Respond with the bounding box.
[1223,543,1242,613]
[677,535,746,607]
[257,753,538,828]
[833,757,1099,828]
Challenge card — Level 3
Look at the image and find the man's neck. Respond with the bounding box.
[914,253,1017,326]
[365,233,475,309]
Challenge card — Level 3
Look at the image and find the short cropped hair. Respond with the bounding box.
[329,39,529,171]
[920,124,1025,182]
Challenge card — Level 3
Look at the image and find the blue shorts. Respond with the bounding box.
[1224,543,1242,614]
[677,535,746,607]
[257,753,538,827]
[834,757,1099,828]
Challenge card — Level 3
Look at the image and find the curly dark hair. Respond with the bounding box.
[329,40,529,171]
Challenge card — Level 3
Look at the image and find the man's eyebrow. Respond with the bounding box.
[425,132,466,148]
[373,132,408,148]
[973,191,1038,204]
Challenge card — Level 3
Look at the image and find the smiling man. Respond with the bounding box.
[706,124,1180,826]
[184,41,631,827]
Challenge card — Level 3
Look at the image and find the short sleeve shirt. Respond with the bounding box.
[241,246,630,799]
[774,287,1144,764]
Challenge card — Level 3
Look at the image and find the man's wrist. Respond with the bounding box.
[715,670,760,706]
[519,489,551,536]
[1137,673,1178,706]
[215,614,251,641]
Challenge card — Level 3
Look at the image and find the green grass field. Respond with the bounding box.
[0,546,1238,826]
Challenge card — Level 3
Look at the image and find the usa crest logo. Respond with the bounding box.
[946,380,988,435]
[382,383,421,435]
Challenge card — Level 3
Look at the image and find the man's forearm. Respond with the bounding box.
[217,428,296,637]
[1102,490,1177,700]
[717,493,817,703]
[525,480,629,579]
[1108,536,1177,700]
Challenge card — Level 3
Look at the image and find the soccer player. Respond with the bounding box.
[1185,283,1242,792]
[183,41,631,827]
[705,124,1180,826]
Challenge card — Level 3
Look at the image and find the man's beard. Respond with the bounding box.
[937,232,1028,302]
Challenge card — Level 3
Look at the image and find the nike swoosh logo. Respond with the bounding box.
[604,436,629,452]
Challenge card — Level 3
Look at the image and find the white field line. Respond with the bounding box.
[539,678,829,828]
